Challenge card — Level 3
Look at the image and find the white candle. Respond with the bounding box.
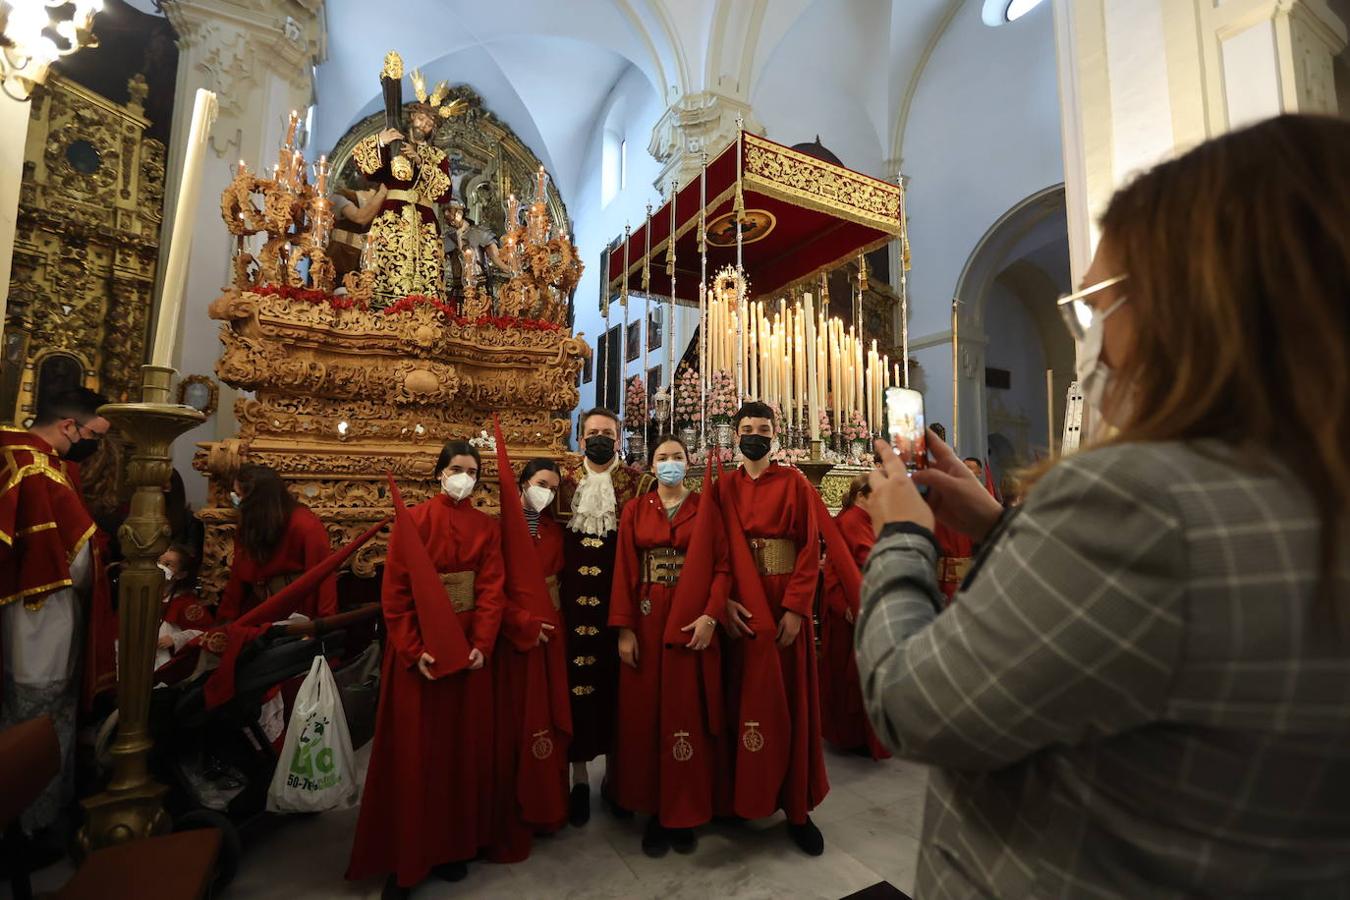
[153,88,218,369]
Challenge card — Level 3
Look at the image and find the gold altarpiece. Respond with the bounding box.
[193,93,584,602]
[2,74,167,516]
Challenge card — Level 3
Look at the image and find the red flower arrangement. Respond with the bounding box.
[382,293,458,318]
[253,283,368,311]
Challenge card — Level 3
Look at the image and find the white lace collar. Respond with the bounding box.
[569,460,618,536]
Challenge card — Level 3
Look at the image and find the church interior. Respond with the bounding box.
[2,0,1348,898]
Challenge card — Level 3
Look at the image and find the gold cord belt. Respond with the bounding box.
[641,547,686,585]
[385,188,430,211]
[748,538,797,576]
[439,570,477,613]
[545,575,561,611]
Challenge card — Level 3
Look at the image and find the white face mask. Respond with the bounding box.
[1075,296,1129,437]
[524,484,555,512]
[441,470,476,501]
[158,564,175,581]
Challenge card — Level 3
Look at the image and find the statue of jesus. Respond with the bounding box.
[350,58,465,307]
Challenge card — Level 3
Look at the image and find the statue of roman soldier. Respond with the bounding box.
[351,52,466,307]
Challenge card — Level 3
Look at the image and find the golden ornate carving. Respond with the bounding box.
[4,75,164,425]
[742,133,901,233]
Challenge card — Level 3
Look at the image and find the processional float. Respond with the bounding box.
[605,127,910,494]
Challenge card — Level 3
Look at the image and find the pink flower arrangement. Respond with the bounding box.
[625,375,647,423]
[840,410,870,443]
[707,370,737,423]
[674,364,702,428]
[818,409,833,440]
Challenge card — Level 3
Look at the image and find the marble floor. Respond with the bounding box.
[26,745,928,899]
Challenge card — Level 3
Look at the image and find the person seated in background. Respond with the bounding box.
[217,464,337,622]
[155,543,214,673]
[856,114,1350,898]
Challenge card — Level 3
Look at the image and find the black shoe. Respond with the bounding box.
[382,875,410,900]
[641,818,670,858]
[569,783,591,827]
[787,817,824,856]
[669,827,697,854]
[433,860,468,882]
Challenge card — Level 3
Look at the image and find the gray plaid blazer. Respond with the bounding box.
[856,440,1350,899]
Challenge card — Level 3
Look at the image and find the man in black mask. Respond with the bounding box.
[1,387,112,863]
[556,407,642,825]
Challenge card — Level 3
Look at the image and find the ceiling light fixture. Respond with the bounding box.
[1004,0,1046,23]
[0,0,105,101]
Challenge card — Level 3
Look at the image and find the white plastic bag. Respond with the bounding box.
[265,655,358,813]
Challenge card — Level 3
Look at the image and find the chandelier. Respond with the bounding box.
[0,0,103,101]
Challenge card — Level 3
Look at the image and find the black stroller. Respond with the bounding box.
[145,605,382,884]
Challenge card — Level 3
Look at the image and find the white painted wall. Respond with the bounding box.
[899,0,1063,454]
[983,280,1049,460]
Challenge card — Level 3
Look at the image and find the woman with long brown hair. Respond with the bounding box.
[218,464,337,621]
[857,114,1350,897]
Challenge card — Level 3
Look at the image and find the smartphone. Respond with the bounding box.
[885,386,927,472]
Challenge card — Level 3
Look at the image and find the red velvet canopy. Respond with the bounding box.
[606,132,901,306]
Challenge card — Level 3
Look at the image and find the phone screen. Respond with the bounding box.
[886,387,927,471]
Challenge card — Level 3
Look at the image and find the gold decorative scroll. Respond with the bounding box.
[741,133,901,234]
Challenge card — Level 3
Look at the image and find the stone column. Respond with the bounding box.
[1053,0,1347,281]
[157,0,324,505]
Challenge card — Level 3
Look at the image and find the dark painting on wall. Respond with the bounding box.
[626,321,641,362]
[648,307,663,351]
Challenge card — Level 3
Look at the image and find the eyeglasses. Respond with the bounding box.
[1057,274,1127,340]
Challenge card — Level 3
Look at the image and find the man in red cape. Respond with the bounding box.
[0,388,116,848]
[713,400,860,856]
[488,416,572,862]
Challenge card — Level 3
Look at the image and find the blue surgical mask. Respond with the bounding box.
[655,460,687,486]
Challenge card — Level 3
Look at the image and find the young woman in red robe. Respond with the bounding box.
[717,401,829,856]
[609,436,723,857]
[217,464,337,621]
[347,441,505,898]
[489,457,566,863]
[819,475,889,760]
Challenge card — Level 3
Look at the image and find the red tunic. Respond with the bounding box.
[717,463,829,824]
[218,506,337,621]
[934,522,975,603]
[489,509,567,863]
[347,495,505,888]
[820,505,889,760]
[608,491,726,825]
[0,428,115,710]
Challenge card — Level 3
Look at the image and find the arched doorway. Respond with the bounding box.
[952,185,1073,487]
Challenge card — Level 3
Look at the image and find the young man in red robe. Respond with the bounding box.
[555,407,642,824]
[715,401,829,855]
[0,388,115,859]
[609,435,724,857]
[218,464,337,621]
[347,441,504,899]
[819,475,889,760]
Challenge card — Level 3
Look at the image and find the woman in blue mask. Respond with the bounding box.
[608,435,722,857]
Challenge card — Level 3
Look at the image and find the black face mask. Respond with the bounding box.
[739,434,771,461]
[584,434,616,465]
[62,428,100,463]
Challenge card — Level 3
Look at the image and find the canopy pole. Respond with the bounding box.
[952,297,960,454]
[899,172,910,389]
[667,178,678,400]
[734,118,746,406]
[599,239,610,414]
[642,202,652,430]
[699,150,709,449]
[621,223,631,428]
